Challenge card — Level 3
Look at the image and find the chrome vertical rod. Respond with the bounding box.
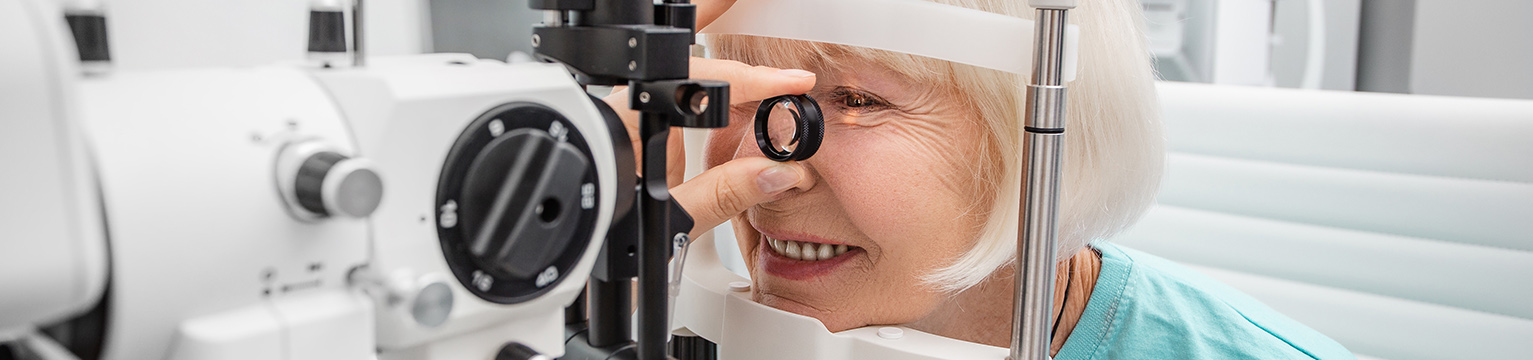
[542,10,565,26]
[1010,4,1072,360]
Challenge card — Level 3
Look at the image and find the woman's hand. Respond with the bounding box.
[693,0,738,30]
[601,59,817,237]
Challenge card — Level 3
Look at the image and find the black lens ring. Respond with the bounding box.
[754,94,824,162]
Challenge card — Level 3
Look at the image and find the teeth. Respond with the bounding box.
[765,236,853,261]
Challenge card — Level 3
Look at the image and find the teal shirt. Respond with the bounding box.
[1054,243,1354,360]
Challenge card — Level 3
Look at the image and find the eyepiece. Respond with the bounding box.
[754,94,823,162]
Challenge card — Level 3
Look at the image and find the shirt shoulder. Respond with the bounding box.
[1055,243,1354,360]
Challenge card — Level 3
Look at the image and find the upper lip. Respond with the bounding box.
[750,223,856,247]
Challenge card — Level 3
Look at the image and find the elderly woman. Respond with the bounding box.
[608,0,1352,358]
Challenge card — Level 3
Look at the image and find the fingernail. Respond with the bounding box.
[756,165,801,193]
[777,69,815,78]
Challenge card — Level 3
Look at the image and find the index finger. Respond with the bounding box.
[693,0,737,30]
[671,157,813,238]
[689,57,817,105]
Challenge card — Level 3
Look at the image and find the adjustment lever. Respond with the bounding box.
[495,343,550,360]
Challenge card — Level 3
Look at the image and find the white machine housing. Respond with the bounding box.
[62,57,619,359]
[6,0,618,357]
[78,66,376,360]
[0,0,109,337]
[311,54,619,359]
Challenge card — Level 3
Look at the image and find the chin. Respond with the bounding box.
[751,290,865,332]
[741,244,855,332]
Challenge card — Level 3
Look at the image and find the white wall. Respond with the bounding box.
[102,0,426,72]
[427,0,540,61]
[1411,0,1533,100]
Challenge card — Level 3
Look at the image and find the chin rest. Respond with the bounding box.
[674,232,1012,359]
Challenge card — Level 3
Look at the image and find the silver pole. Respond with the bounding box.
[543,10,566,26]
[1010,1,1074,359]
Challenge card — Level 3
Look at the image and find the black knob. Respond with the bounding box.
[294,151,383,218]
[306,10,347,53]
[64,13,110,63]
[495,342,547,360]
[458,128,591,282]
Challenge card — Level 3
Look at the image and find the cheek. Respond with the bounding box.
[804,124,987,319]
[731,218,759,270]
[815,126,984,258]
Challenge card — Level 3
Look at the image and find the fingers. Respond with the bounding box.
[601,87,690,181]
[693,0,738,30]
[609,59,815,114]
[671,158,813,238]
[602,59,817,181]
[689,58,816,104]
[666,130,686,186]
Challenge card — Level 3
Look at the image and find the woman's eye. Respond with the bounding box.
[843,93,871,108]
[829,88,890,114]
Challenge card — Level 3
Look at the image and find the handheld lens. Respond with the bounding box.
[754,94,824,162]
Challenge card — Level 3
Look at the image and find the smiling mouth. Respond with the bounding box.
[765,235,857,261]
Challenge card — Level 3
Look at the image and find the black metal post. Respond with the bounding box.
[586,278,631,346]
[637,113,674,360]
[565,287,587,326]
[530,1,724,359]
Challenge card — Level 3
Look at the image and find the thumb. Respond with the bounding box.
[671,158,812,237]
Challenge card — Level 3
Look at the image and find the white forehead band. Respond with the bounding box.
[700,0,1079,80]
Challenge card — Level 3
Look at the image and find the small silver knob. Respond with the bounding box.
[277,141,383,220]
[306,156,382,218]
[350,268,455,328]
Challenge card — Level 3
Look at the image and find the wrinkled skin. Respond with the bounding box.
[703,65,993,332]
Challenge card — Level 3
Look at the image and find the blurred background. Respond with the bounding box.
[1143,0,1532,99]
[100,0,1533,100]
[80,1,1532,359]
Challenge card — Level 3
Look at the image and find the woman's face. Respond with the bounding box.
[704,64,991,331]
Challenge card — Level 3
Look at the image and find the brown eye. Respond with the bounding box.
[844,93,870,108]
[829,87,890,113]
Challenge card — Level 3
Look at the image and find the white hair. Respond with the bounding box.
[709,0,1163,293]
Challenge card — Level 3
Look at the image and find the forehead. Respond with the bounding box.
[709,35,954,87]
[817,64,913,90]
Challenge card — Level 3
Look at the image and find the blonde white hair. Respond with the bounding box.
[709,0,1163,293]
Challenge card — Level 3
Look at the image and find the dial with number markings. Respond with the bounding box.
[435,102,603,304]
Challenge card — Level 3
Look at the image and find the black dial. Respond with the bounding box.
[292,150,383,218]
[437,102,602,304]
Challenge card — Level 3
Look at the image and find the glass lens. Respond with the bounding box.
[766,100,802,153]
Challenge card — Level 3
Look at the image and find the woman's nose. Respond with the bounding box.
[702,111,753,169]
[732,119,769,160]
